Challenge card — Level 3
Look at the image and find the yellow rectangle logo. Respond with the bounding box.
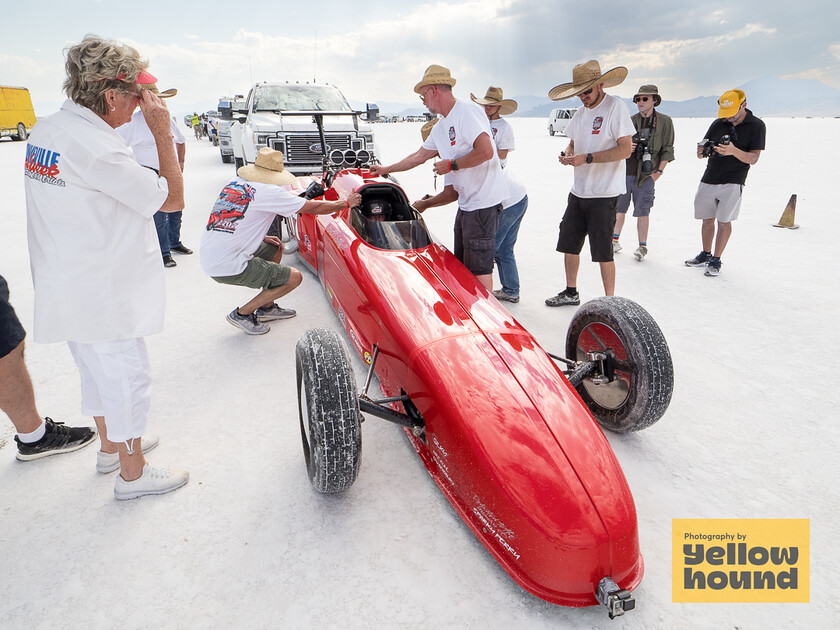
[672,519,809,603]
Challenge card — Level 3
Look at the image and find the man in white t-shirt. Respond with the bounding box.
[201,148,361,335]
[117,82,191,268]
[471,86,528,304]
[370,65,507,292]
[544,60,635,306]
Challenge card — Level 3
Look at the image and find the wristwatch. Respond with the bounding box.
[450,159,459,171]
[586,153,593,164]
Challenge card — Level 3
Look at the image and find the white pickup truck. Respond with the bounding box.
[230,82,377,174]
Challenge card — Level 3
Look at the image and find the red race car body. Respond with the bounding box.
[293,168,644,609]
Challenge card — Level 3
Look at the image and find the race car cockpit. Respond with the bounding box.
[350,184,432,251]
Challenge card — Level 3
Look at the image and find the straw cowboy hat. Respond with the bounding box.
[548,60,628,101]
[237,148,298,186]
[470,86,518,115]
[420,117,439,142]
[634,85,661,107]
[414,64,457,94]
[139,82,178,98]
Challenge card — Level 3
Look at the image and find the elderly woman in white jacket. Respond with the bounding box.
[24,35,188,500]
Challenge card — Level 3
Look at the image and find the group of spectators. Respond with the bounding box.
[3,36,766,503]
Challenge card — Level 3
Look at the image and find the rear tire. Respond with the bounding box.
[296,328,362,493]
[15,123,27,141]
[566,297,673,432]
[234,157,244,170]
[548,127,555,136]
[221,152,233,164]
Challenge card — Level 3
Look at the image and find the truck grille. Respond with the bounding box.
[278,133,353,163]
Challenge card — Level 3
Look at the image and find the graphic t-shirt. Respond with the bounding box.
[422,99,507,211]
[565,94,635,198]
[200,177,305,277]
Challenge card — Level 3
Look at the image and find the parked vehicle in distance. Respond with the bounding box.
[0,86,36,141]
[217,96,246,163]
[230,82,377,173]
[547,107,577,136]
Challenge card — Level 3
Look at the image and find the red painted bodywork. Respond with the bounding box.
[295,168,643,607]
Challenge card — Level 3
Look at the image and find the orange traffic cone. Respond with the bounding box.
[773,194,799,229]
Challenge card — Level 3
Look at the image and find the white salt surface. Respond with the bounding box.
[1,116,837,628]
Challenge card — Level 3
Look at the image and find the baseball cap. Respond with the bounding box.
[718,89,745,118]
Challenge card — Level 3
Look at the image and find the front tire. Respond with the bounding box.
[548,127,555,136]
[15,123,27,141]
[566,297,673,432]
[296,328,362,493]
[234,156,244,170]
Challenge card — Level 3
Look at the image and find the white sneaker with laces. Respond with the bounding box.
[634,246,648,261]
[612,240,622,253]
[114,464,189,500]
[96,434,160,474]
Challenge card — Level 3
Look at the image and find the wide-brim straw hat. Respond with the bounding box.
[237,148,298,186]
[140,83,177,98]
[470,86,518,115]
[420,117,439,142]
[634,84,661,107]
[414,64,457,94]
[548,60,628,101]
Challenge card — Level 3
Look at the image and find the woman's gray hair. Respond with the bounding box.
[63,35,149,117]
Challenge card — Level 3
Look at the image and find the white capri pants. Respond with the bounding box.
[67,338,151,444]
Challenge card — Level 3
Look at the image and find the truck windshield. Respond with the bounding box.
[252,85,351,112]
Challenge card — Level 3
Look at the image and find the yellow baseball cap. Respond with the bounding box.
[718,89,745,118]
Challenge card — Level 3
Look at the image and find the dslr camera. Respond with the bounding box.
[632,132,653,175]
[699,134,731,158]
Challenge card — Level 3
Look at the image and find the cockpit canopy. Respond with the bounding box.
[350,184,432,251]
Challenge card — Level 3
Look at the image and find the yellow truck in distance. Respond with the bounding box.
[1,86,36,141]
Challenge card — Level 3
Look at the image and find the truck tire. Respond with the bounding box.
[15,123,27,141]
[548,127,555,136]
[221,152,233,164]
[234,157,244,170]
[296,328,362,493]
[566,296,673,432]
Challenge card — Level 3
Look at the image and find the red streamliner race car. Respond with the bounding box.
[287,138,673,619]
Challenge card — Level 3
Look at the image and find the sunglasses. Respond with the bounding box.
[580,87,594,96]
[634,96,651,103]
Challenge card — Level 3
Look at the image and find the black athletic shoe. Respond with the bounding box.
[15,418,97,461]
[170,245,193,255]
[163,255,177,268]
[685,251,712,267]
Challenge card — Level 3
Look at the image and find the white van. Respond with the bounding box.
[547,108,577,136]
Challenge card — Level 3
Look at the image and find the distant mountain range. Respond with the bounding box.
[351,76,840,119]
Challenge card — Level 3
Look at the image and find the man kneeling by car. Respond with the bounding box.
[200,147,361,334]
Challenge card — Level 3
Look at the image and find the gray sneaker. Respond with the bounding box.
[492,289,519,303]
[545,290,580,307]
[255,303,297,321]
[226,308,270,335]
[704,256,722,276]
[114,464,189,500]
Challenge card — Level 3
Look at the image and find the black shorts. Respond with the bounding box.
[556,193,618,262]
[453,204,501,276]
[0,275,26,359]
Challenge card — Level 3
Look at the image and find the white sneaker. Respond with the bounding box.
[634,246,648,261]
[96,434,160,474]
[612,240,622,253]
[114,464,189,500]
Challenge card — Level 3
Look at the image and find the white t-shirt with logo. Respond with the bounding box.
[489,117,527,208]
[565,94,635,198]
[200,177,305,277]
[116,109,185,170]
[422,99,507,211]
[24,100,169,343]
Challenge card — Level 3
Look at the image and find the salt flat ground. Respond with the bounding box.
[0,116,837,629]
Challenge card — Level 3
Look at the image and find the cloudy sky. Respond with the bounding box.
[3,0,839,115]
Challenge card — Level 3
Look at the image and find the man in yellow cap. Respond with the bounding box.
[686,89,765,277]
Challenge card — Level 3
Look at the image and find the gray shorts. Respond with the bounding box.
[694,182,743,222]
[212,242,292,290]
[617,175,655,217]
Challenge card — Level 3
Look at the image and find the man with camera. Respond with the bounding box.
[613,85,674,261]
[686,89,765,276]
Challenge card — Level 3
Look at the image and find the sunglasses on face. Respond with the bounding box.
[634,96,650,103]
[580,87,594,96]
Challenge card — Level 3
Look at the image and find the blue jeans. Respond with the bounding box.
[154,210,184,256]
[494,195,528,297]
